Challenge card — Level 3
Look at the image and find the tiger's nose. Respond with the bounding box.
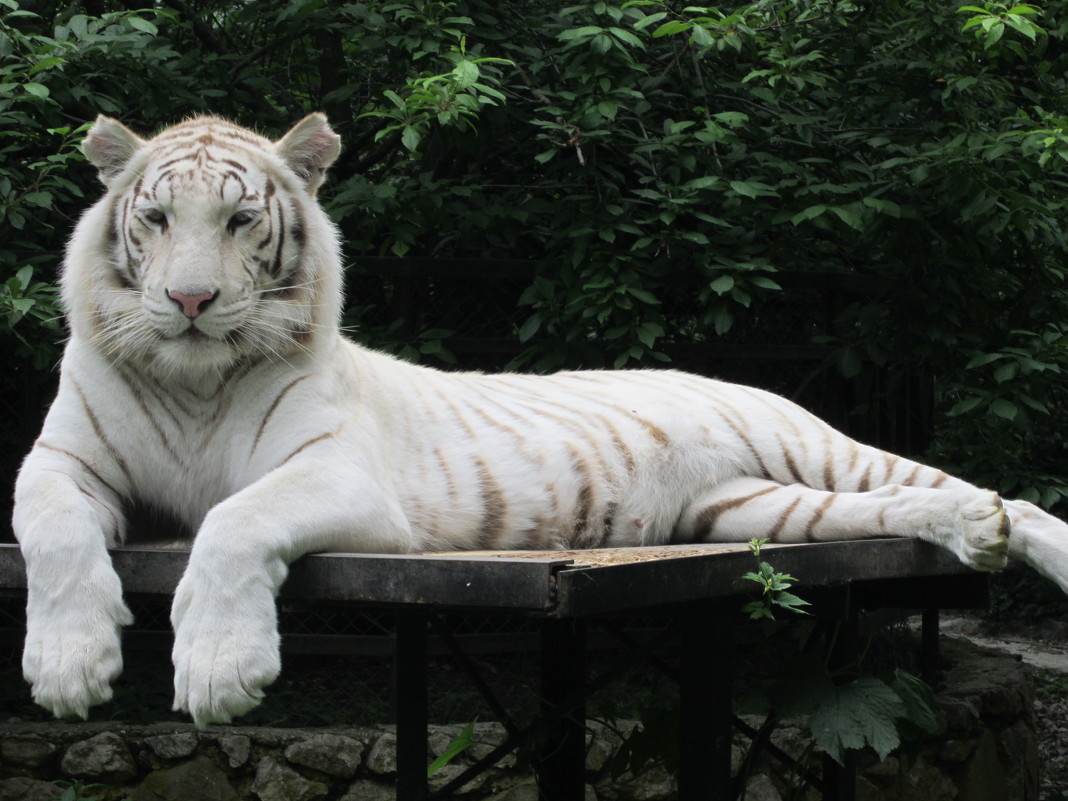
[167,289,218,318]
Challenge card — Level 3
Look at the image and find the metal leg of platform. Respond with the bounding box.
[678,611,733,800]
[395,612,429,801]
[537,618,587,801]
[821,599,859,801]
[921,607,940,678]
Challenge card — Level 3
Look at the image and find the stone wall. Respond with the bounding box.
[0,637,1038,801]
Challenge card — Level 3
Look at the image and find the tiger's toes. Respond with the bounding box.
[172,620,280,727]
[956,492,1010,572]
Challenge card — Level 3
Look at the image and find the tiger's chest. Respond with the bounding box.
[61,354,339,531]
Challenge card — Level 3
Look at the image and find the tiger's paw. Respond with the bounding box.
[955,490,1011,572]
[170,571,280,727]
[23,589,132,719]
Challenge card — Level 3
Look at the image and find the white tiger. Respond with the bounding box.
[13,114,1068,728]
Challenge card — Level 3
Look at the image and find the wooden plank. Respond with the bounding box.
[283,552,568,609]
[553,539,977,617]
[0,545,570,611]
[0,539,978,616]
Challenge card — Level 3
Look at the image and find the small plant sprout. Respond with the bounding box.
[741,537,811,621]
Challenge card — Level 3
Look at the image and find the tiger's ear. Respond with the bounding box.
[82,116,145,187]
[275,113,341,194]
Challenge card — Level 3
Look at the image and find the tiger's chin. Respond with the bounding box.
[151,334,245,377]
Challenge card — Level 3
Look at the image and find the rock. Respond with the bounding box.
[429,762,485,794]
[585,733,613,774]
[339,779,396,801]
[128,756,237,801]
[468,722,514,769]
[284,733,363,778]
[0,777,63,801]
[61,731,138,782]
[218,734,251,768]
[744,774,782,801]
[364,731,397,775]
[601,764,676,801]
[143,732,198,760]
[958,729,1008,801]
[251,756,328,801]
[428,725,462,758]
[937,738,977,763]
[730,744,744,777]
[998,720,1039,801]
[855,775,885,801]
[1,733,58,767]
[942,638,1032,717]
[864,755,900,785]
[893,755,957,801]
[484,777,540,801]
[769,723,812,763]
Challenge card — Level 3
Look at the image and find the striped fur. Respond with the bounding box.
[14,114,1068,727]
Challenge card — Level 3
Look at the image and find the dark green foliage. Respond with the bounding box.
[2,0,1068,509]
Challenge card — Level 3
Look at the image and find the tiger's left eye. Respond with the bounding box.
[228,210,256,229]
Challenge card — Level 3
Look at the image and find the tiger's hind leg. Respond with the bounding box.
[676,477,1010,572]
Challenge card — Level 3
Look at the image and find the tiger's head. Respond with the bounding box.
[64,114,343,377]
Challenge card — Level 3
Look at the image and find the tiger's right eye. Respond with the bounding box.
[142,208,167,226]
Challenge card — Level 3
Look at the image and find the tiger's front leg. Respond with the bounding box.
[171,457,414,727]
[14,453,132,719]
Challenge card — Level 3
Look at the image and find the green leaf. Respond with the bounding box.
[127,15,158,35]
[984,23,1005,49]
[28,56,64,75]
[837,348,862,379]
[749,276,782,291]
[652,20,692,38]
[401,126,421,152]
[713,305,733,335]
[518,313,543,342]
[829,206,864,230]
[22,191,52,209]
[452,59,480,88]
[948,396,985,416]
[22,83,49,99]
[965,352,1004,369]
[427,721,475,776]
[13,265,33,290]
[708,275,734,295]
[772,591,811,613]
[627,287,659,304]
[791,204,827,225]
[991,398,1018,421]
[558,25,604,41]
[596,100,618,119]
[382,89,406,110]
[811,677,907,764]
[712,111,748,127]
[993,361,1018,384]
[683,176,720,190]
[729,180,778,199]
[885,670,938,733]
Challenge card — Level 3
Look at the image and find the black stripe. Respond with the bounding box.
[271,199,286,277]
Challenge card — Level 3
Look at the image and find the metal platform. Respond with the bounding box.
[0,539,989,800]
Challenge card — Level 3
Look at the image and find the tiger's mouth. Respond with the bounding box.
[169,323,218,344]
